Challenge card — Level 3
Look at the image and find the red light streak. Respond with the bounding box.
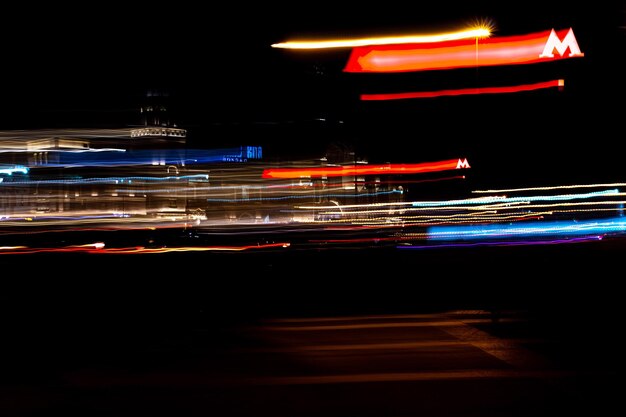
[345,28,583,73]
[0,242,291,255]
[361,79,564,101]
[262,159,468,179]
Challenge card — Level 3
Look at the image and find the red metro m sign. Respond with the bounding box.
[539,28,583,58]
[344,28,584,73]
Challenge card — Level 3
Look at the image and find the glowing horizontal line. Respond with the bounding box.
[267,313,448,322]
[266,322,461,331]
[473,182,626,194]
[345,28,582,73]
[271,28,490,49]
[262,159,466,179]
[361,79,563,101]
[428,217,626,241]
[412,189,618,207]
[0,242,292,255]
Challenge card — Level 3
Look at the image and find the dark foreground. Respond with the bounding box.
[0,241,620,416]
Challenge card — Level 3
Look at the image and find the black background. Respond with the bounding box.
[0,2,623,187]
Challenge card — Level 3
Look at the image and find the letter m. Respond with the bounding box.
[456,158,470,169]
[540,28,584,58]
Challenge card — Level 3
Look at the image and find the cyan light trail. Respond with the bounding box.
[427,217,626,241]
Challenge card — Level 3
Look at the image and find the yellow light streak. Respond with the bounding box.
[271,28,491,50]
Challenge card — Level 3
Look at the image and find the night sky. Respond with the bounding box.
[1,2,623,186]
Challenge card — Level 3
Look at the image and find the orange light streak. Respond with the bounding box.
[262,159,468,179]
[345,28,583,73]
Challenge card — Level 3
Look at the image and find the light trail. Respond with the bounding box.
[361,80,564,101]
[262,159,469,179]
[345,28,583,73]
[271,28,490,49]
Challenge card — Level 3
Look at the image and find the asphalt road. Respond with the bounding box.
[0,243,620,416]
[0,309,618,416]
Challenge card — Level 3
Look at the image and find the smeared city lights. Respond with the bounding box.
[1,123,624,252]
